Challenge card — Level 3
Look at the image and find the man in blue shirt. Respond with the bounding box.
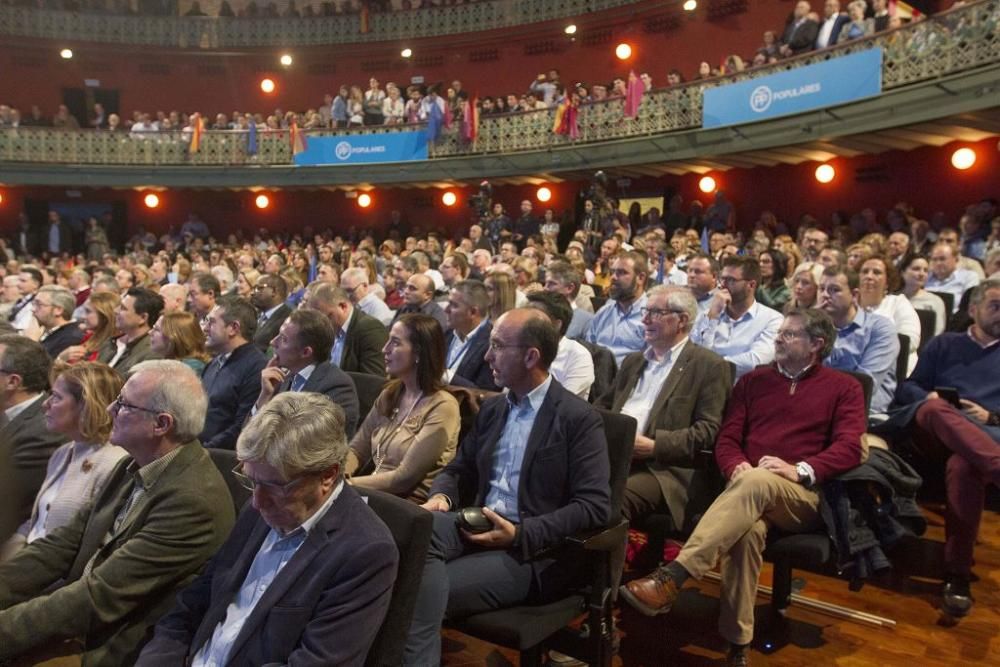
[691,255,783,379]
[585,250,649,365]
[138,392,397,666]
[818,267,899,418]
[926,242,981,313]
[895,279,1000,618]
[405,308,611,665]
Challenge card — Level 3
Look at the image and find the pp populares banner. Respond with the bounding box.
[702,48,883,129]
[294,130,429,166]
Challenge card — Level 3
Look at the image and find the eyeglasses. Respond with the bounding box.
[110,394,160,415]
[488,340,528,352]
[717,276,746,286]
[640,307,686,320]
[32,301,53,309]
[232,463,307,496]
[776,329,808,341]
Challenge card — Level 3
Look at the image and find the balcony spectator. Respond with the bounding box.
[872,0,892,32]
[347,85,365,127]
[363,78,385,126]
[383,83,405,125]
[529,69,561,107]
[52,105,80,130]
[780,0,820,56]
[815,0,850,48]
[837,0,874,42]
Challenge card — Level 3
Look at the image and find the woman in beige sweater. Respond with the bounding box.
[346,313,460,502]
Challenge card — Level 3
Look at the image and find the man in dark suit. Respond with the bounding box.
[250,273,292,354]
[0,335,66,525]
[254,309,360,437]
[405,309,611,664]
[34,286,85,359]
[0,360,234,665]
[814,0,850,48]
[200,296,267,449]
[443,280,497,391]
[138,392,397,666]
[302,282,387,376]
[597,285,731,530]
[780,0,820,56]
[43,210,74,256]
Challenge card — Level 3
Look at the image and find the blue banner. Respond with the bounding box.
[294,130,428,166]
[702,48,882,129]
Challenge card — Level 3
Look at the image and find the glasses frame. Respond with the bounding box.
[231,463,308,496]
[111,395,161,415]
[640,307,687,320]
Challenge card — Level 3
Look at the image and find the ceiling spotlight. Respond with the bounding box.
[260,78,276,94]
[815,164,836,184]
[698,176,717,193]
[615,43,632,60]
[441,191,457,207]
[951,147,976,170]
[143,193,160,209]
[255,194,270,209]
[564,24,577,35]
[401,48,413,58]
[358,193,373,208]
[683,0,697,10]
[60,48,73,59]
[536,187,552,203]
[279,54,293,66]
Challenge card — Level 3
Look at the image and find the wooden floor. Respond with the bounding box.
[442,503,1000,666]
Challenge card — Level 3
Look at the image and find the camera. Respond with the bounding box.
[468,179,493,218]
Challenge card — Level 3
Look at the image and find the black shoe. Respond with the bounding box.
[727,644,751,667]
[942,576,974,618]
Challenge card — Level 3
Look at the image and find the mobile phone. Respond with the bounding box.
[935,387,961,409]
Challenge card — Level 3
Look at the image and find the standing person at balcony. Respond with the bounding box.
[529,69,561,107]
[348,86,365,128]
[814,0,850,49]
[837,0,874,42]
[780,0,820,56]
[872,0,892,31]
[332,85,349,128]
[51,105,80,130]
[383,83,405,125]
[364,78,386,126]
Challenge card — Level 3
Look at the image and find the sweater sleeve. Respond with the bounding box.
[803,377,865,482]
[714,374,752,479]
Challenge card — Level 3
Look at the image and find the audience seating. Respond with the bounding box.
[896,334,910,383]
[347,371,388,423]
[448,409,637,667]
[577,340,618,403]
[915,309,936,352]
[205,447,250,513]
[361,489,434,667]
[928,291,955,316]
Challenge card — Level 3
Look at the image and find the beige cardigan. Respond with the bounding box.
[346,389,460,502]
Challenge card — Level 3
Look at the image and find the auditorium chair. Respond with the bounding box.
[577,340,618,403]
[347,371,388,423]
[205,447,251,513]
[915,309,936,352]
[928,290,954,316]
[591,296,607,312]
[896,334,910,383]
[448,409,637,667]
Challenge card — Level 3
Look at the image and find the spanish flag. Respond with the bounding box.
[189,112,204,153]
[290,118,307,155]
[553,98,579,139]
[461,95,479,143]
[360,2,370,34]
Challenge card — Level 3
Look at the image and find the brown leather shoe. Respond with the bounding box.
[619,569,680,616]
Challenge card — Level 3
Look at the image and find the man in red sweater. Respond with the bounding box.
[620,308,866,667]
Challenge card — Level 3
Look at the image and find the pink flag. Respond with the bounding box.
[624,70,644,119]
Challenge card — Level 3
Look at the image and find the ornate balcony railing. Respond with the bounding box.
[1,0,998,168]
[0,0,641,47]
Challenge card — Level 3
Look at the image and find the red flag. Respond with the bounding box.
[290,118,307,155]
[624,70,644,119]
[189,112,204,153]
[553,98,579,139]
[461,95,479,143]
[359,3,370,33]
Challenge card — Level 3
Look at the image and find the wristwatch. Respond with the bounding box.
[795,462,813,486]
[988,411,1000,427]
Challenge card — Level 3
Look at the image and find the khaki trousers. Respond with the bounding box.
[675,468,820,645]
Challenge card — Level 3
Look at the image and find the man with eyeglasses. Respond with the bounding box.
[598,285,730,526]
[405,308,610,665]
[34,285,84,359]
[250,274,292,354]
[585,250,649,366]
[340,267,393,327]
[138,392,396,666]
[0,360,234,665]
[622,309,865,667]
[691,255,783,379]
[186,272,220,322]
[300,282,387,376]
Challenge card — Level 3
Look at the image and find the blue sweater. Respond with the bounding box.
[897,331,1000,410]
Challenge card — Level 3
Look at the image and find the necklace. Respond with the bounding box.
[373,390,424,473]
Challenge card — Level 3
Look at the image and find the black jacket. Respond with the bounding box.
[818,447,926,587]
[201,343,267,449]
[275,361,360,437]
[445,321,498,392]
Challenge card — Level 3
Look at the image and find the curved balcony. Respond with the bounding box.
[1,0,999,188]
[0,0,641,47]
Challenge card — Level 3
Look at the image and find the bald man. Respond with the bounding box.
[392,274,447,331]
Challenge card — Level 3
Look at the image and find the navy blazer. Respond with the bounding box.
[40,322,85,359]
[201,343,268,449]
[137,484,398,667]
[253,303,292,354]
[429,379,610,561]
[445,321,499,392]
[276,361,361,437]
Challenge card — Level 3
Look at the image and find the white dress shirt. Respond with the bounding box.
[549,337,596,399]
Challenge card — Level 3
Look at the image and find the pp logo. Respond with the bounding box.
[750,86,773,113]
[335,141,352,160]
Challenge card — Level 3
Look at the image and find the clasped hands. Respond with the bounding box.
[731,455,799,483]
[421,496,516,548]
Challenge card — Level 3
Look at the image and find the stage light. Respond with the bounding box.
[537,187,552,202]
[683,0,697,10]
[358,193,372,208]
[564,24,577,35]
[951,147,976,170]
[815,164,835,183]
[260,78,276,94]
[143,193,160,209]
[279,54,293,67]
[401,48,413,58]
[615,43,632,60]
[441,191,457,207]
[255,194,270,209]
[698,176,717,193]
[60,49,73,59]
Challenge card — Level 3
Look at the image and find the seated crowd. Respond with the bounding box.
[0,189,997,666]
[0,0,943,135]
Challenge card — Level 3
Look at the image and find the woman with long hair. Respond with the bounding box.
[150,311,211,374]
[56,291,120,364]
[784,262,825,313]
[755,248,791,312]
[485,271,517,322]
[346,314,459,502]
[1,362,126,560]
[857,254,920,376]
[235,269,261,298]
